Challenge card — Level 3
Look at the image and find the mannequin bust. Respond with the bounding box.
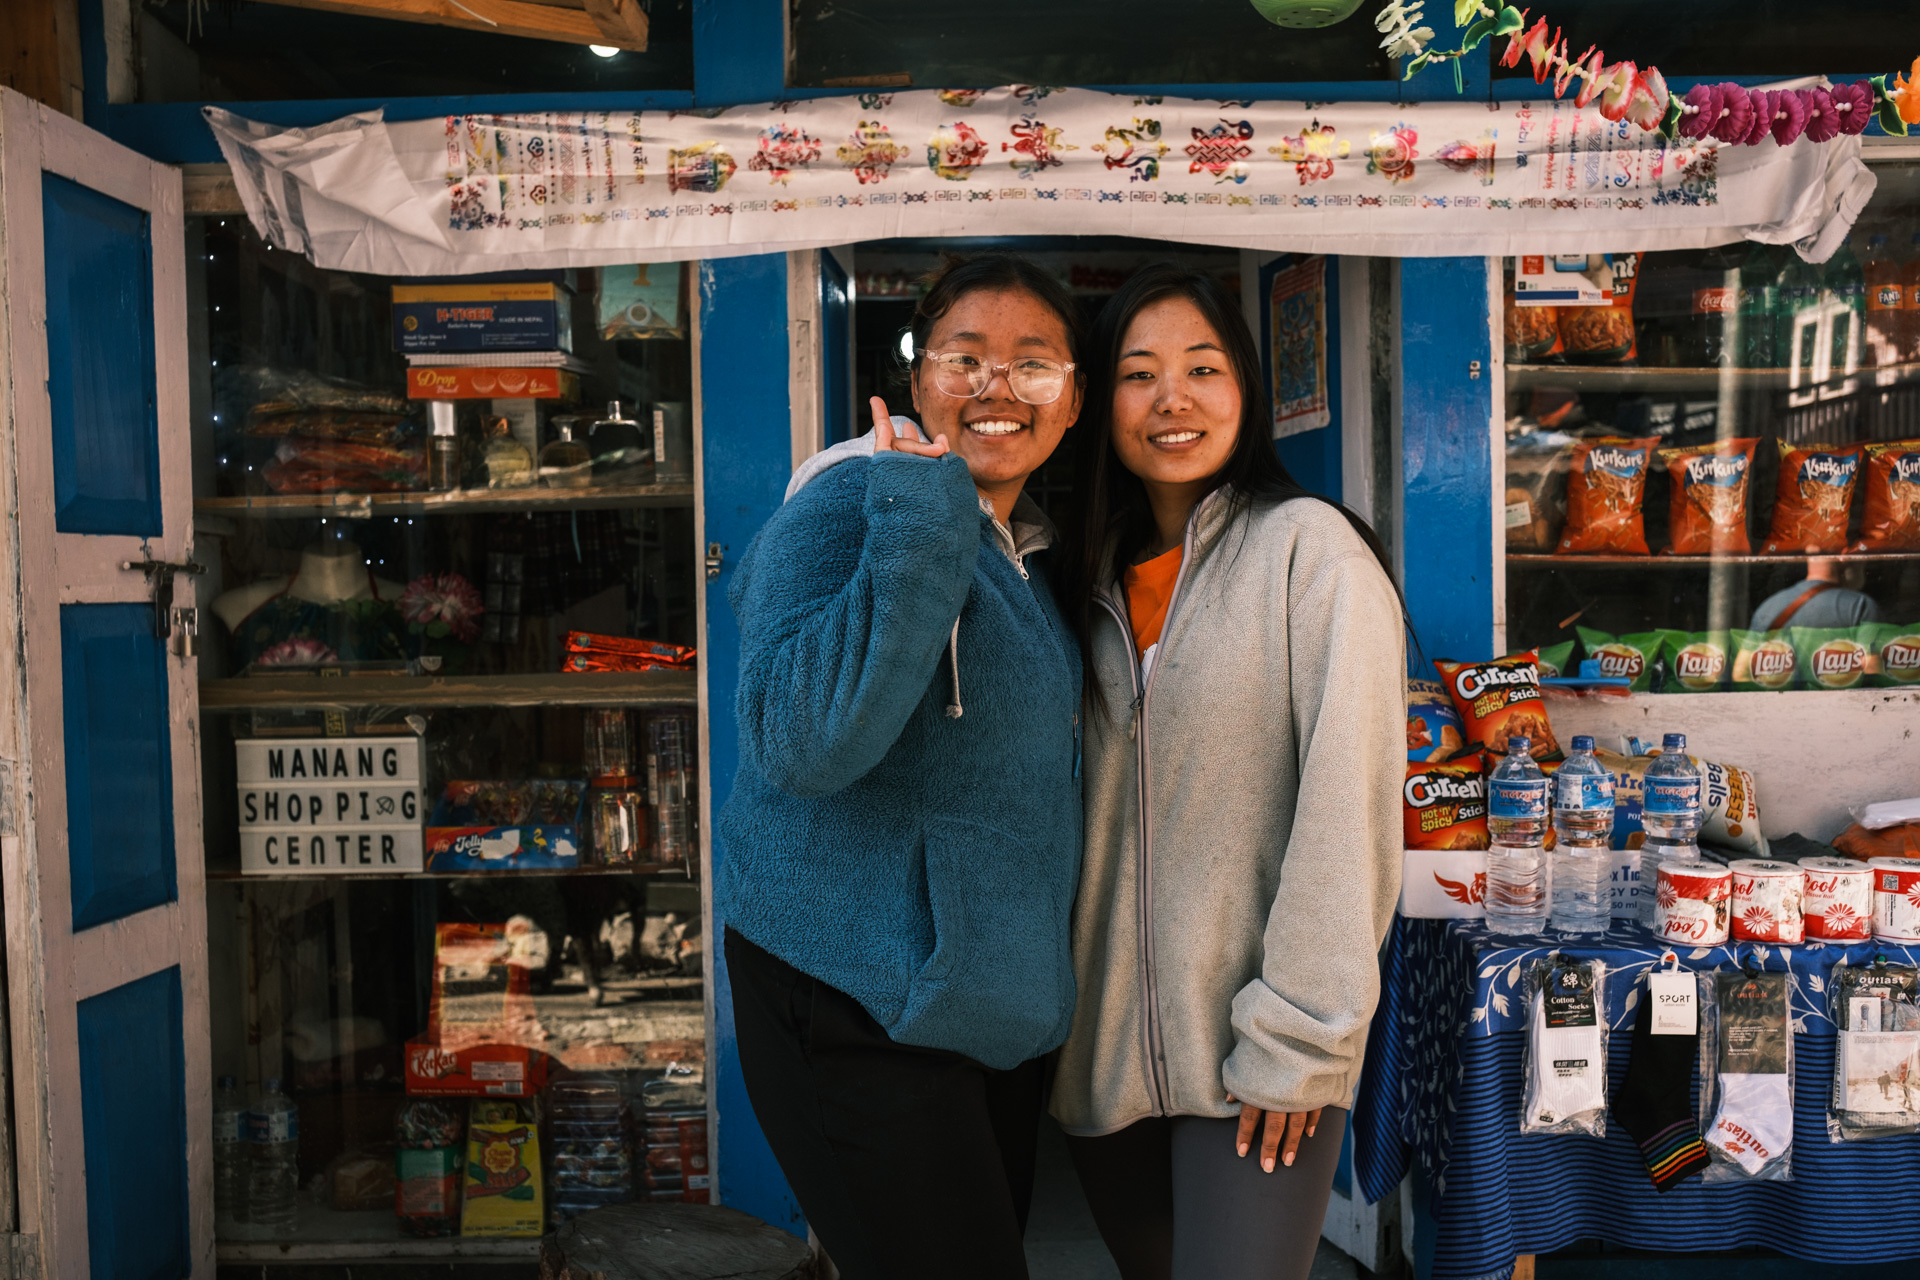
[213,533,406,633]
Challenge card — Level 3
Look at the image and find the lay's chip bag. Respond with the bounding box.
[1406,677,1467,762]
[1869,622,1920,687]
[1574,626,1675,692]
[1661,630,1731,692]
[1791,625,1875,690]
[1432,651,1562,763]
[1403,759,1490,850]
[1730,628,1799,691]
[1535,639,1576,679]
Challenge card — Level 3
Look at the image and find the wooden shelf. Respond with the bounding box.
[217,1204,539,1262]
[209,863,694,882]
[1509,552,1920,568]
[1506,361,1920,394]
[200,669,697,710]
[194,482,693,520]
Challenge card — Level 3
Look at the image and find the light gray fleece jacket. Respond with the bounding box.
[1051,489,1406,1135]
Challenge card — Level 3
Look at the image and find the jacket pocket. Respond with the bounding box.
[888,814,1073,1070]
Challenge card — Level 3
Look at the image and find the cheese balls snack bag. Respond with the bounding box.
[1433,651,1562,762]
[1853,439,1920,552]
[1663,438,1758,555]
[1406,677,1467,762]
[1868,622,1920,687]
[1730,629,1799,691]
[1760,440,1863,554]
[1662,630,1732,692]
[1558,437,1657,555]
[1535,640,1576,679]
[1791,625,1875,690]
[1575,626,1676,692]
[1404,759,1491,850]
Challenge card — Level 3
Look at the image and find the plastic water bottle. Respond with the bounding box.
[1486,736,1550,936]
[1552,736,1615,934]
[246,1078,299,1233]
[1638,734,1704,926]
[213,1075,248,1224]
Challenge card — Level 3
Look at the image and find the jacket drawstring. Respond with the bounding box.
[945,618,964,719]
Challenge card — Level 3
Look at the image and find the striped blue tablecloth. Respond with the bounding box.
[1352,916,1920,1280]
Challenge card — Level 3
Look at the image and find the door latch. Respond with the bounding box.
[122,554,207,639]
[705,542,726,580]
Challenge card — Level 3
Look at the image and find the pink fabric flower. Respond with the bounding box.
[1741,89,1776,145]
[1712,84,1754,143]
[257,638,339,667]
[1679,84,1721,139]
[1833,79,1874,136]
[401,573,484,643]
[1802,86,1840,143]
[1771,89,1808,145]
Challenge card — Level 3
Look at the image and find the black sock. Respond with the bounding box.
[1610,981,1710,1192]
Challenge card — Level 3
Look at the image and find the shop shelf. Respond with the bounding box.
[1506,361,1920,394]
[207,864,696,881]
[199,669,698,710]
[217,1204,540,1262]
[1509,551,1920,568]
[193,481,695,520]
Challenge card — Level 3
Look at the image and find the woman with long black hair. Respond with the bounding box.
[1052,264,1406,1280]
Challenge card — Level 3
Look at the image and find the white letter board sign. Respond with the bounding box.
[236,736,425,874]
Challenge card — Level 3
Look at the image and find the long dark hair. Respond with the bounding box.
[1057,263,1407,695]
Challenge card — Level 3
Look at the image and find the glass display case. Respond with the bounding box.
[188,218,709,1263]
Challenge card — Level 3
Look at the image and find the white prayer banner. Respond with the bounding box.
[205,85,1875,277]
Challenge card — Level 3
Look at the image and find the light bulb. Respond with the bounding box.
[589,44,619,58]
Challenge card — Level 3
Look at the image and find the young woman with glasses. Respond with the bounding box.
[1051,265,1406,1280]
[717,254,1086,1279]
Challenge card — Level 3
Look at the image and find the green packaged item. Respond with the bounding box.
[1869,622,1920,687]
[1535,640,1576,680]
[1574,626,1675,692]
[1729,629,1799,691]
[1792,625,1874,690]
[1661,630,1731,692]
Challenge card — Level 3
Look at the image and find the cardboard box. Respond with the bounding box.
[405,1037,548,1097]
[461,1109,544,1236]
[405,366,580,400]
[393,283,573,354]
[425,779,585,871]
[1398,848,1487,919]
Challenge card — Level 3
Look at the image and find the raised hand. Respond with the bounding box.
[869,395,950,458]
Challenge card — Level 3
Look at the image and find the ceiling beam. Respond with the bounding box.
[249,0,647,52]
[581,0,649,49]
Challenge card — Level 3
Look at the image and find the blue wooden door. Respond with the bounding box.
[0,88,211,1278]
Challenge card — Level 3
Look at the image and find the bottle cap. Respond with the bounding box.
[1572,735,1594,752]
[428,401,457,437]
[1507,735,1531,754]
[1662,732,1686,751]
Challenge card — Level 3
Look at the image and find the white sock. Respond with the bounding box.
[1707,1071,1792,1174]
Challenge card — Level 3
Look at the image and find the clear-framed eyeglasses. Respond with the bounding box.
[917,349,1077,406]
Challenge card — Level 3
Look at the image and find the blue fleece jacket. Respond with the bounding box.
[716,448,1082,1070]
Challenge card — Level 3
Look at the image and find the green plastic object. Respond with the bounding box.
[1249,0,1366,29]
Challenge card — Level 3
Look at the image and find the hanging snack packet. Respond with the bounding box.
[1535,639,1576,679]
[1558,252,1641,364]
[1574,626,1675,692]
[1761,441,1864,555]
[1661,630,1731,692]
[1828,961,1920,1142]
[1703,970,1793,1181]
[1558,437,1657,555]
[1406,677,1467,762]
[1868,622,1920,687]
[1505,298,1565,362]
[1507,441,1571,552]
[1521,957,1609,1136]
[1662,439,1758,555]
[1730,629,1799,691]
[1433,652,1562,762]
[1791,625,1876,690]
[1853,440,1920,552]
[1403,759,1490,850]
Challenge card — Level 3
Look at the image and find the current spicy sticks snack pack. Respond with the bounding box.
[1761,440,1863,554]
[1662,439,1758,555]
[1558,437,1657,555]
[1433,651,1562,762]
[1403,759,1490,850]
[1853,439,1920,552]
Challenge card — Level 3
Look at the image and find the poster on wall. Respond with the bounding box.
[1271,255,1329,438]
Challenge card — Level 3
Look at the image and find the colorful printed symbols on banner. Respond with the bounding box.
[939,89,983,107]
[1003,117,1076,178]
[927,122,989,180]
[1094,118,1169,183]
[1186,119,1255,184]
[1435,135,1497,185]
[837,121,910,185]
[1367,123,1419,183]
[748,123,823,185]
[1269,119,1350,185]
[668,142,736,194]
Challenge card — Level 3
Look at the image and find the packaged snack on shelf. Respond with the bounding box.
[1867,622,1920,687]
[1506,440,1571,552]
[330,1150,395,1211]
[1534,640,1576,680]
[1661,630,1731,692]
[549,1076,634,1224]
[1406,677,1466,762]
[1760,441,1864,555]
[1403,759,1490,850]
[460,1101,544,1236]
[561,631,698,674]
[640,1065,710,1204]
[1555,253,1641,364]
[405,1037,549,1096]
[235,364,411,420]
[1699,759,1767,858]
[1852,440,1920,552]
[247,408,413,444]
[1433,652,1562,762]
[427,922,536,1048]
[1520,957,1608,1137]
[1701,971,1793,1182]
[265,438,427,494]
[1729,629,1800,691]
[1557,437,1657,555]
[394,1099,463,1238]
[1827,960,1920,1141]
[1574,627,1674,692]
[1662,438,1759,555]
[1505,300,1564,363]
[425,779,586,871]
[1789,625,1876,690]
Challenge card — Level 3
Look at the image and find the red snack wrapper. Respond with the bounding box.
[561,631,697,673]
[1403,759,1490,850]
[1853,439,1920,552]
[1432,651,1562,763]
[1557,437,1656,555]
[1662,438,1758,555]
[1760,440,1863,554]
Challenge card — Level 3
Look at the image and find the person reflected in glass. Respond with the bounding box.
[1749,555,1883,631]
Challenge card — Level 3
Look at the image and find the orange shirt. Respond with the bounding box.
[1123,545,1183,654]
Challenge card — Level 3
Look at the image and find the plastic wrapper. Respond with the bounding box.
[1868,622,1920,687]
[395,1099,463,1237]
[1574,626,1675,692]
[1851,440,1920,552]
[1403,759,1489,850]
[1405,677,1466,762]
[1699,970,1793,1182]
[1662,438,1758,555]
[233,364,410,421]
[1660,630,1731,693]
[1534,640,1575,679]
[1505,441,1570,553]
[1789,625,1875,690]
[1827,960,1920,1142]
[1521,957,1609,1136]
[561,631,698,674]
[1433,651,1561,762]
[1833,821,1920,862]
[1557,437,1656,555]
[265,438,426,494]
[1760,441,1864,555]
[246,408,411,444]
[1730,628,1800,691]
[1557,252,1640,364]
[1851,796,1920,830]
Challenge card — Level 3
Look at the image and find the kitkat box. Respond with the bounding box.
[405,1038,549,1097]
[424,779,584,871]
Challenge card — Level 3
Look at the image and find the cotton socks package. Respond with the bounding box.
[1702,970,1793,1181]
[1610,965,1710,1192]
[1522,958,1608,1137]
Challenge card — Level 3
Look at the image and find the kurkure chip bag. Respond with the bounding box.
[1790,625,1876,690]
[1662,438,1758,555]
[1432,651,1562,762]
[1574,627,1675,693]
[1661,630,1732,692]
[1403,759,1490,850]
[1853,439,1920,552]
[1730,629,1799,691]
[1869,622,1920,687]
[1760,440,1863,554]
[1557,437,1657,555]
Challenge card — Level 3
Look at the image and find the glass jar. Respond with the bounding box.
[481,415,534,489]
[539,418,592,488]
[588,400,652,484]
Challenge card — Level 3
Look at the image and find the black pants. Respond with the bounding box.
[725,928,1043,1280]
[1064,1110,1349,1280]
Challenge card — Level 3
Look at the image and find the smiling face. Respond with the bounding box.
[1109,295,1244,494]
[909,287,1082,502]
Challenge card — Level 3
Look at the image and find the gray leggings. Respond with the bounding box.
[1063,1109,1348,1280]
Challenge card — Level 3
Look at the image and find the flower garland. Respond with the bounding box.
[1375,1,1920,140]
